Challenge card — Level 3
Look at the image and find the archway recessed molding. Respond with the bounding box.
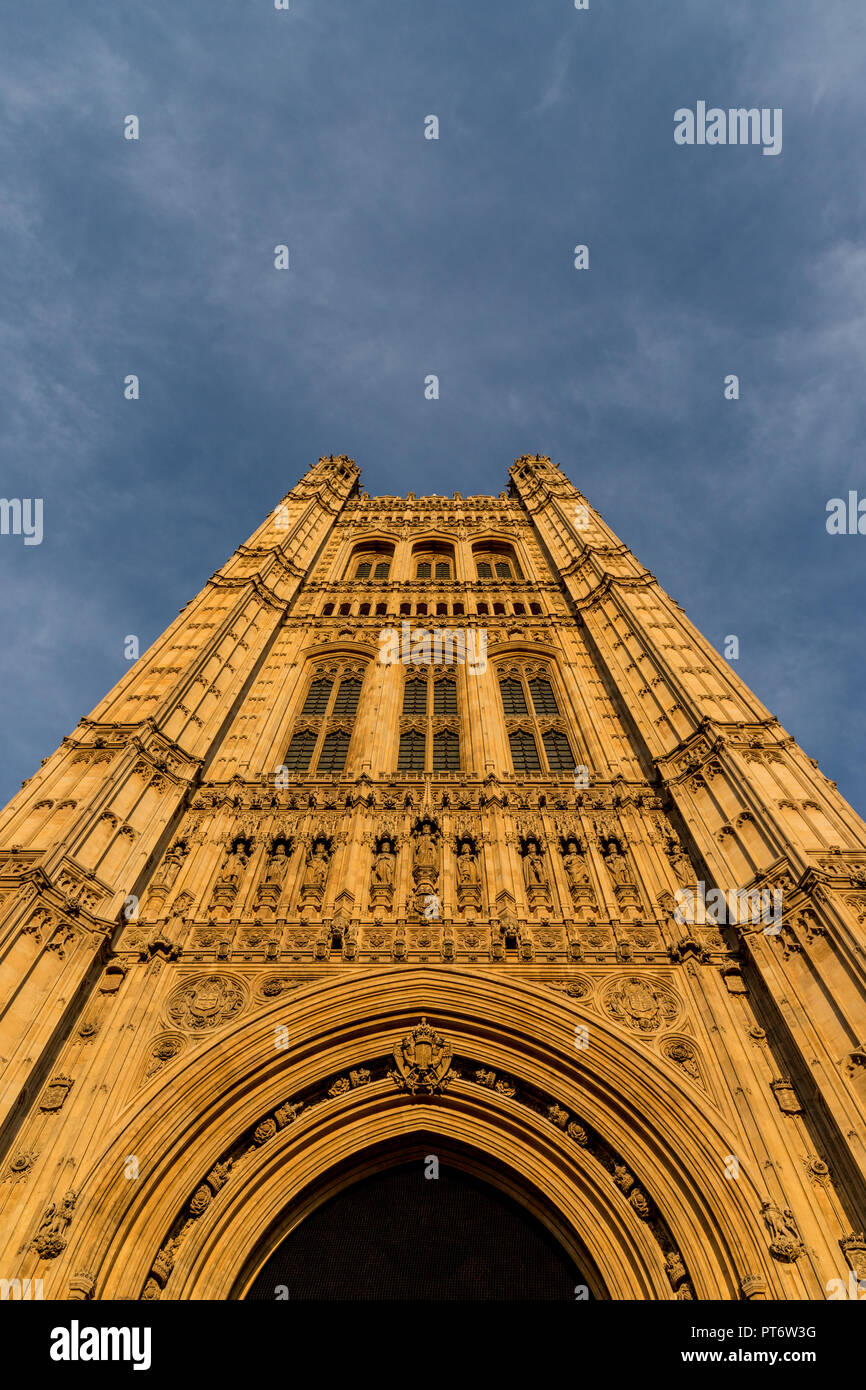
[61,968,780,1301]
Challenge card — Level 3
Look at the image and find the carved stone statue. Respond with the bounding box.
[522,841,547,889]
[603,842,632,886]
[562,840,591,893]
[761,1200,803,1260]
[265,842,289,884]
[455,837,482,912]
[32,1190,76,1258]
[412,821,439,881]
[300,839,330,905]
[371,840,396,888]
[456,840,479,886]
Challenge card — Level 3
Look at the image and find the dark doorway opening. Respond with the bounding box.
[245,1161,586,1300]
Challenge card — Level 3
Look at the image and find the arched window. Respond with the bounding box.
[499,678,528,715]
[303,678,333,715]
[499,667,576,775]
[332,678,362,716]
[285,665,367,776]
[529,677,559,714]
[412,544,455,582]
[473,544,522,582]
[397,672,461,772]
[347,544,394,582]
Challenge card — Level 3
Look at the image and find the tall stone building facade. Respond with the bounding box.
[1,452,865,1301]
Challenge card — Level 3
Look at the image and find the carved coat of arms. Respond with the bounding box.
[602,975,679,1033]
[166,974,246,1031]
[389,1018,456,1095]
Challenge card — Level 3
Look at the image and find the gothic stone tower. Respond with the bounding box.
[2,452,866,1301]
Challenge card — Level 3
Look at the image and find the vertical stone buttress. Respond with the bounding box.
[0,457,358,1142]
[510,453,866,1291]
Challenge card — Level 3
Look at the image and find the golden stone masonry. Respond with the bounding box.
[1,453,865,1299]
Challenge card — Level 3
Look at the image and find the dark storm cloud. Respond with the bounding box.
[0,0,864,808]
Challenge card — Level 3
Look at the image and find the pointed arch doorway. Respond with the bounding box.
[239,1138,598,1301]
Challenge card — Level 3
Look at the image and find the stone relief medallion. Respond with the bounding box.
[546,976,593,1001]
[166,975,247,1032]
[257,976,307,999]
[144,1033,187,1079]
[661,1037,701,1082]
[602,975,680,1033]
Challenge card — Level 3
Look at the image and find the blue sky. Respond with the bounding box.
[1,0,864,813]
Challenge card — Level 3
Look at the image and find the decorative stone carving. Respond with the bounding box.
[629,1189,651,1219]
[412,820,439,884]
[166,975,246,1032]
[275,1100,303,1128]
[144,1034,185,1079]
[662,1038,700,1080]
[601,838,642,920]
[208,838,251,919]
[189,1185,212,1217]
[455,837,482,912]
[389,1018,455,1095]
[560,837,598,921]
[739,1274,768,1300]
[602,976,678,1033]
[254,838,291,919]
[369,835,396,910]
[760,1201,803,1262]
[98,962,127,994]
[521,837,550,910]
[770,1077,802,1115]
[67,1270,97,1300]
[147,840,187,905]
[567,1120,588,1145]
[804,1154,829,1184]
[840,1233,866,1282]
[259,976,305,999]
[2,1149,38,1183]
[31,1190,76,1258]
[298,837,330,909]
[150,1237,180,1287]
[721,964,748,994]
[545,977,591,1000]
[39,1074,74,1112]
[613,1164,634,1194]
[253,1118,277,1146]
[206,1160,232,1193]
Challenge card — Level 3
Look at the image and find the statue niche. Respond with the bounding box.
[520,835,551,912]
[601,836,642,921]
[208,835,252,921]
[409,817,440,917]
[147,839,188,913]
[298,835,331,911]
[254,836,292,920]
[455,835,482,913]
[369,833,397,911]
[560,836,598,921]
